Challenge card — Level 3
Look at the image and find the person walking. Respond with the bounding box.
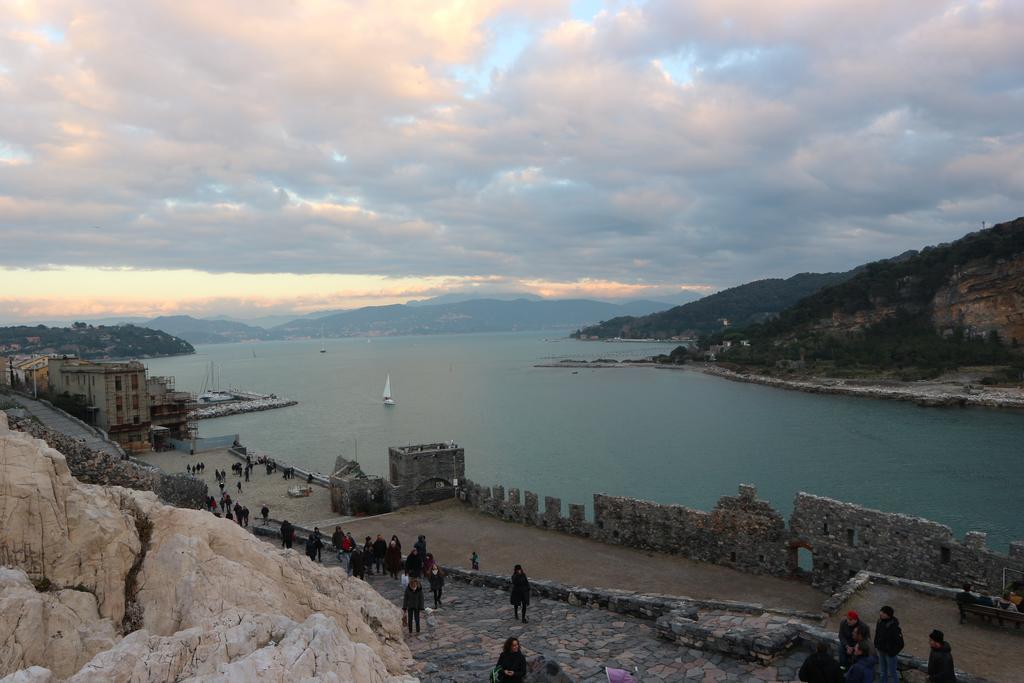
[422,552,435,576]
[373,534,387,575]
[405,547,423,578]
[236,480,242,494]
[391,535,402,553]
[261,504,269,524]
[312,527,324,562]
[510,564,531,623]
[403,577,425,635]
[874,606,904,683]
[844,642,877,683]
[838,611,870,670]
[305,530,323,562]
[471,550,480,570]
[332,526,345,552]
[241,506,249,528]
[493,636,527,683]
[385,540,403,579]
[927,630,956,682]
[428,565,445,608]
[414,534,427,557]
[280,520,294,549]
[798,642,843,683]
[351,546,366,580]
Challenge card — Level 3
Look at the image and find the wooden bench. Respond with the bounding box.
[958,602,1024,629]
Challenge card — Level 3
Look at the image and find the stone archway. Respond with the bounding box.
[787,539,814,581]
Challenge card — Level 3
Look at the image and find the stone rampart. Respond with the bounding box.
[5,411,207,509]
[789,492,1024,591]
[458,480,1024,593]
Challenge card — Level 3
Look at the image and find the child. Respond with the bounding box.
[471,550,480,571]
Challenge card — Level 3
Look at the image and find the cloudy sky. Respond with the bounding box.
[2,0,1022,321]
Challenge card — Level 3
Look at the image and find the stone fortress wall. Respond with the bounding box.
[459,480,1024,593]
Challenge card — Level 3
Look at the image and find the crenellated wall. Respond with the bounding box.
[790,493,1024,591]
[458,480,1024,592]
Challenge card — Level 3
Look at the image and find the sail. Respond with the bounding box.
[383,374,392,399]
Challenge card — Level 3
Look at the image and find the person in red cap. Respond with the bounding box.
[838,610,871,670]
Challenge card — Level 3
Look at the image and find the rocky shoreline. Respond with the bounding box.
[536,361,1024,410]
[698,365,1024,409]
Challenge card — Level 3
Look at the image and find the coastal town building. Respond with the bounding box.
[13,355,52,394]
[47,357,152,452]
[146,375,196,447]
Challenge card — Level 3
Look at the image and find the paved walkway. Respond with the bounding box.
[260,533,804,682]
[5,393,123,458]
[341,500,825,612]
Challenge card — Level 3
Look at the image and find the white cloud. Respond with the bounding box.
[0,0,1021,310]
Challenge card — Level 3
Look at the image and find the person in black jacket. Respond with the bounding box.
[927,630,956,682]
[372,534,387,574]
[405,547,423,577]
[280,520,294,549]
[874,605,903,683]
[510,564,531,623]
[428,565,445,608]
[403,577,425,634]
[495,636,527,683]
[798,643,843,683]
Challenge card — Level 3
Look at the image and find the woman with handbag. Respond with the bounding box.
[402,577,424,634]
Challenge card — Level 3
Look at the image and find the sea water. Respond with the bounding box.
[144,331,1024,549]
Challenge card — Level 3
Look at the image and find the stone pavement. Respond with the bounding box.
[6,393,123,458]
[366,570,807,682]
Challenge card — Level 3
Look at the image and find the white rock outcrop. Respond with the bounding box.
[0,413,415,682]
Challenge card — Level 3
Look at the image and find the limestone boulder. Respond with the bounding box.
[0,424,143,623]
[0,413,414,682]
[69,611,416,683]
[134,504,410,675]
[0,667,55,683]
[0,568,118,679]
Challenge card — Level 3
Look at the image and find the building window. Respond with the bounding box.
[133,415,139,424]
[941,547,951,564]
[115,376,122,391]
[131,374,138,389]
[132,395,139,409]
[730,552,737,562]
[846,528,856,546]
[823,522,829,534]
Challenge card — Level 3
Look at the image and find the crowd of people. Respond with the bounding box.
[275,519,532,681]
[799,608,956,683]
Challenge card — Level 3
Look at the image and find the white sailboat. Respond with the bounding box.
[383,374,396,405]
[319,325,326,353]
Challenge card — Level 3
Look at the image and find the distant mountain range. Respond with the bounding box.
[140,298,682,344]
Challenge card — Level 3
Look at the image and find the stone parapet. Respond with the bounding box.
[457,479,1024,594]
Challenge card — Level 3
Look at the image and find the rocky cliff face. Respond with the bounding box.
[0,412,415,683]
[931,253,1024,344]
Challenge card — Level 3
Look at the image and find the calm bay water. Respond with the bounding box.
[144,332,1024,550]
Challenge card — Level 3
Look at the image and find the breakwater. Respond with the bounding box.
[194,395,298,419]
[459,481,1024,593]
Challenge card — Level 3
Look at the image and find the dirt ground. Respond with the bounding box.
[826,582,1024,682]
[341,499,825,612]
[137,447,333,524]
